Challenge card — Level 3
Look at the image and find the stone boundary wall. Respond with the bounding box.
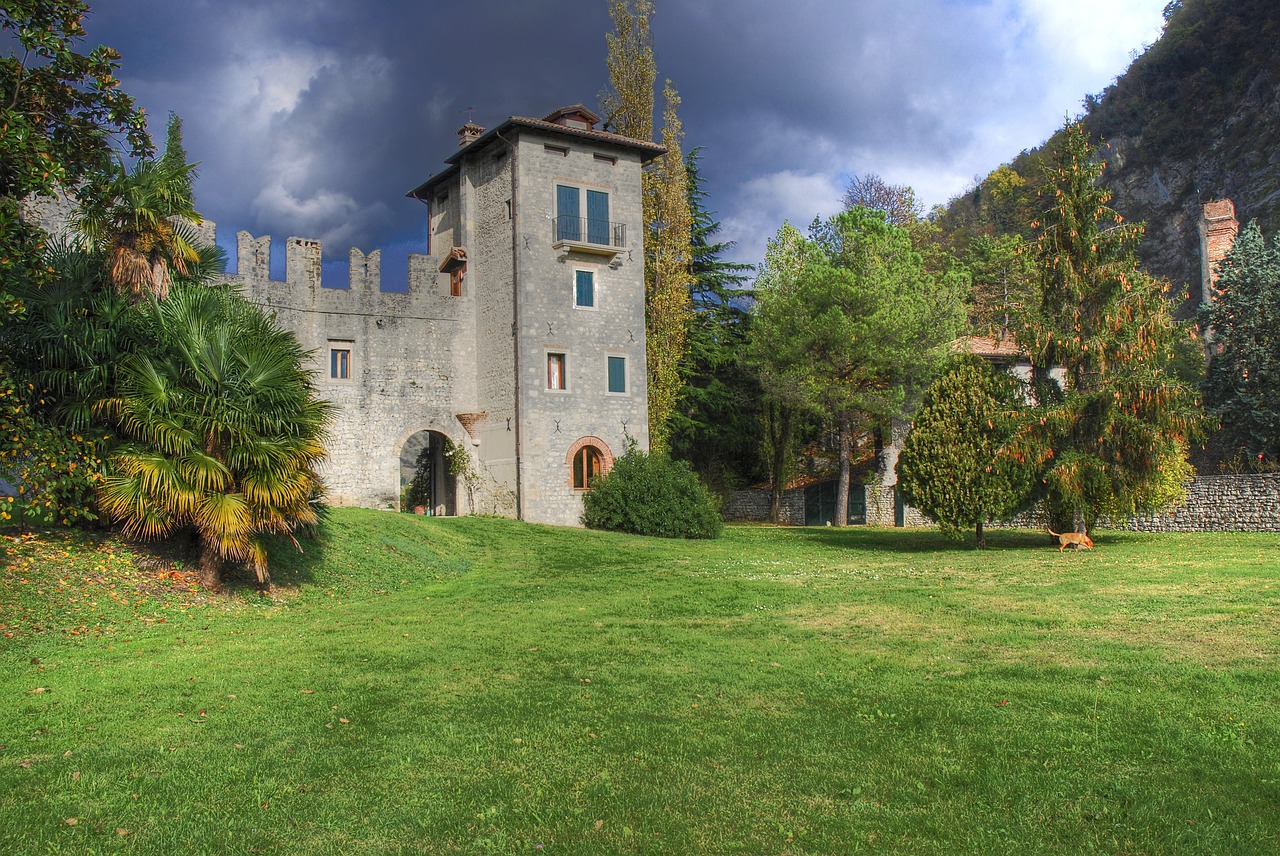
[723,488,805,525]
[725,474,1280,533]
[1119,473,1280,532]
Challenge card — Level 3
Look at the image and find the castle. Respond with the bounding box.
[234,105,664,525]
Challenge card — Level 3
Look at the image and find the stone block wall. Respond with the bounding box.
[723,474,1279,533]
[723,488,806,525]
[1121,473,1280,532]
[236,230,480,511]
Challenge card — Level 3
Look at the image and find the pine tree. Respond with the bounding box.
[1014,121,1198,530]
[752,209,966,526]
[1202,221,1280,464]
[160,112,193,198]
[668,148,761,491]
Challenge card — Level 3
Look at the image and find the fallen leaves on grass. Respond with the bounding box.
[0,530,234,639]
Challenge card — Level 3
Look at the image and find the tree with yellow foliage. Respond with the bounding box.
[601,0,693,452]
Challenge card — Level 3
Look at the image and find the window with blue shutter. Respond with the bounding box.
[575,270,594,307]
[556,184,580,241]
[586,190,609,245]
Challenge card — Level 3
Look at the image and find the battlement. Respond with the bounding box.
[224,227,465,321]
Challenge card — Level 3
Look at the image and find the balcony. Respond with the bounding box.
[551,216,626,256]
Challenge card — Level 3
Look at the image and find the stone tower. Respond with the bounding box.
[240,104,663,526]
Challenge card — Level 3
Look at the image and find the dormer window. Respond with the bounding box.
[543,104,601,131]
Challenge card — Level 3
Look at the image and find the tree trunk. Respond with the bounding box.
[975,518,986,549]
[834,417,852,527]
[1072,507,1086,534]
[198,540,223,592]
[767,403,792,524]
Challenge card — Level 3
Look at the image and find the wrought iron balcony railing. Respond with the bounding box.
[552,216,626,250]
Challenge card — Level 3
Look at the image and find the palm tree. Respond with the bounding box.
[97,283,333,589]
[73,157,203,300]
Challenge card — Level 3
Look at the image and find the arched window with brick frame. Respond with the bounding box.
[565,436,614,490]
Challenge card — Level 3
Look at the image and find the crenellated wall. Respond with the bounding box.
[231,228,486,511]
[18,107,656,526]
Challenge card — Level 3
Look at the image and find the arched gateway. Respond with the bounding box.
[400,430,457,516]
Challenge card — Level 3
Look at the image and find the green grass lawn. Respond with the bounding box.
[2,511,1278,854]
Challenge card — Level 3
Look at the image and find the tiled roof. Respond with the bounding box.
[407,111,666,200]
[952,335,1025,360]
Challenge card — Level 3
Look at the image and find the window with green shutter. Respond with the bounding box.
[575,270,595,308]
[607,355,626,394]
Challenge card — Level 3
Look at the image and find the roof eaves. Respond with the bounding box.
[407,115,667,199]
[406,162,459,201]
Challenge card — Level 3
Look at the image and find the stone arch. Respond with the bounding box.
[400,429,459,515]
[565,436,615,489]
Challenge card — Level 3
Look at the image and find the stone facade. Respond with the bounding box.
[237,105,663,526]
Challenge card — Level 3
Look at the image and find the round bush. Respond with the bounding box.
[581,446,722,539]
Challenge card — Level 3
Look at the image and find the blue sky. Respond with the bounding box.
[81,0,1168,284]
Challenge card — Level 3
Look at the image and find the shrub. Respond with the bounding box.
[582,444,722,539]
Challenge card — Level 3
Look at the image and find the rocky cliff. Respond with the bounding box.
[1089,0,1280,309]
[941,0,1280,313]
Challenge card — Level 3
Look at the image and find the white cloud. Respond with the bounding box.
[721,170,846,267]
[250,180,393,250]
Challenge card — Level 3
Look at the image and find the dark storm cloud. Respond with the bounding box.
[80,0,1165,270]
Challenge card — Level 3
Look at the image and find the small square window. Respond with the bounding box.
[607,355,627,394]
[574,270,595,308]
[547,352,567,390]
[330,344,352,380]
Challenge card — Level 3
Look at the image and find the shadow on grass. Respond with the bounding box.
[773,524,1058,554]
[256,524,329,590]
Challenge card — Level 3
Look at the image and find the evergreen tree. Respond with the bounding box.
[1014,121,1198,530]
[748,222,815,522]
[1202,221,1280,464]
[160,112,193,198]
[896,355,1035,547]
[965,233,1036,337]
[668,149,762,491]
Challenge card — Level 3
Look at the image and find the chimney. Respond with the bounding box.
[1198,198,1239,304]
[457,121,485,148]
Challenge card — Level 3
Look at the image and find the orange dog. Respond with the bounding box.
[1047,528,1094,552]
